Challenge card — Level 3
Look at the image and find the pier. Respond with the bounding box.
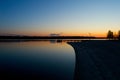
[68,40,120,80]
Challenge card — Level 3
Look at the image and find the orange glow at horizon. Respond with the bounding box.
[19,32,107,37]
[0,29,107,37]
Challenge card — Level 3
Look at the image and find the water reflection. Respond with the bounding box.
[0,40,75,80]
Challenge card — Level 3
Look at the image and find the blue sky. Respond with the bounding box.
[0,0,120,36]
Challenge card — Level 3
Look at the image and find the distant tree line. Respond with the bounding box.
[107,30,120,40]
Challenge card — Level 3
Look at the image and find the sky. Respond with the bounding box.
[0,0,120,37]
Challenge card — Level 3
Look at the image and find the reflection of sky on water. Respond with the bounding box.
[0,41,75,80]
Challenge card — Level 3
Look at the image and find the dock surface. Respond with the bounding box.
[68,40,120,80]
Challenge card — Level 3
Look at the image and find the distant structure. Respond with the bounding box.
[50,34,60,36]
[49,33,62,37]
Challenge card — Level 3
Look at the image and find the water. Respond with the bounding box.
[0,40,75,80]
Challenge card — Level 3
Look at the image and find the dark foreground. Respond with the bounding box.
[68,40,120,80]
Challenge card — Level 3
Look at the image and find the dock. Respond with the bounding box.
[68,40,120,80]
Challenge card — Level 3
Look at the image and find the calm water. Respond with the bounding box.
[0,40,75,80]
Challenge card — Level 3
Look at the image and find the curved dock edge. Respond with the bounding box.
[67,40,120,80]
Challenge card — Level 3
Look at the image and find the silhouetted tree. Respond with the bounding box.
[107,30,114,39]
[118,30,120,40]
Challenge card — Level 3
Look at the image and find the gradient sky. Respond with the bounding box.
[0,0,120,37]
